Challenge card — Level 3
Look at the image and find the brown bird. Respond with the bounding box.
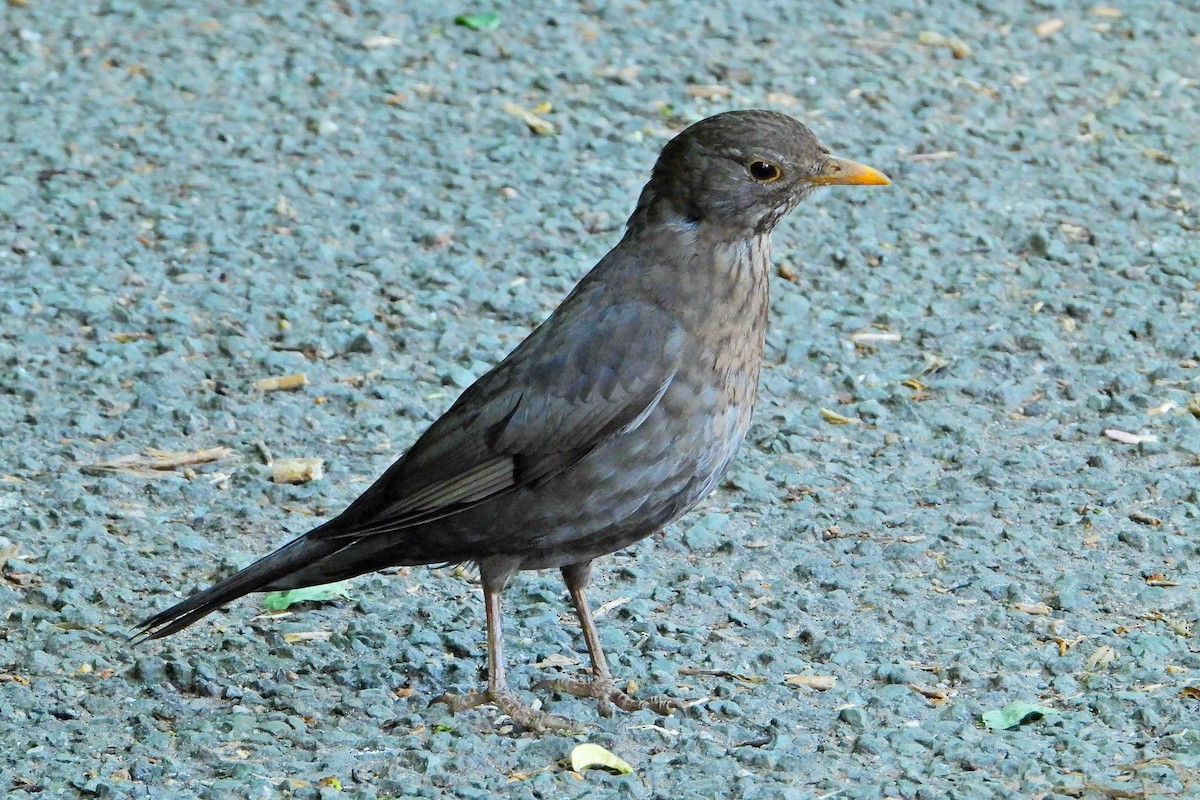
[136,110,889,731]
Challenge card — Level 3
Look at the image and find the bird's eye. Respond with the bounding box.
[748,160,781,182]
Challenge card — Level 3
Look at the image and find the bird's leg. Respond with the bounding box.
[432,567,578,733]
[537,561,683,717]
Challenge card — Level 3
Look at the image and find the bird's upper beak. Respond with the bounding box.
[808,157,891,187]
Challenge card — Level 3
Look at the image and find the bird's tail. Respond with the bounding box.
[131,533,349,643]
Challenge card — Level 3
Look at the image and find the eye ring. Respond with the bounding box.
[748,160,781,182]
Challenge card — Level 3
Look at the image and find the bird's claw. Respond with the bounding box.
[431,688,582,733]
[535,676,684,717]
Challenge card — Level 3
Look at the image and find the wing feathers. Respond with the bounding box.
[313,295,684,541]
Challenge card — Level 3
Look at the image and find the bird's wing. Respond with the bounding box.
[313,292,685,539]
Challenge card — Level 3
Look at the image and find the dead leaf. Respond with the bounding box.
[502,102,555,135]
[254,373,308,392]
[680,666,767,685]
[1051,635,1086,656]
[362,34,400,49]
[1104,428,1157,445]
[594,596,630,618]
[1035,18,1065,37]
[1084,645,1117,671]
[850,331,902,345]
[533,653,580,669]
[917,30,972,58]
[83,447,234,477]
[820,408,856,425]
[1147,401,1177,415]
[909,684,949,703]
[686,85,732,99]
[1013,602,1053,615]
[765,92,798,106]
[1142,611,1192,637]
[906,150,958,161]
[271,457,325,484]
[785,674,837,691]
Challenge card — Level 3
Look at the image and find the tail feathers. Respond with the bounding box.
[132,535,348,643]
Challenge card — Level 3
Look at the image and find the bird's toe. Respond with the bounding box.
[432,687,582,733]
[536,675,683,718]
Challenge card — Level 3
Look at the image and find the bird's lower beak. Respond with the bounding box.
[808,157,891,186]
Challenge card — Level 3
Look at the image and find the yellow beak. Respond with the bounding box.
[808,156,891,187]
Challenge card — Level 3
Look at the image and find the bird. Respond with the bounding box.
[135,109,890,732]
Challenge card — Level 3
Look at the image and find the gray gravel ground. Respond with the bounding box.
[2,1,1199,798]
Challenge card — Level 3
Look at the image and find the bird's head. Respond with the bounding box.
[637,109,890,237]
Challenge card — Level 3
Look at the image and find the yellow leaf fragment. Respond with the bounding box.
[283,631,332,643]
[1051,635,1086,656]
[1143,148,1175,165]
[254,372,309,392]
[502,102,556,135]
[820,408,855,425]
[271,457,325,484]
[917,30,972,58]
[112,332,152,343]
[570,743,634,776]
[1090,5,1123,18]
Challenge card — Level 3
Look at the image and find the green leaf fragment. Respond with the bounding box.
[570,743,635,775]
[981,700,1060,730]
[454,12,500,31]
[262,581,352,611]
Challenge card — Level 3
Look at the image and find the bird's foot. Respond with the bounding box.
[535,675,684,718]
[431,688,581,733]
